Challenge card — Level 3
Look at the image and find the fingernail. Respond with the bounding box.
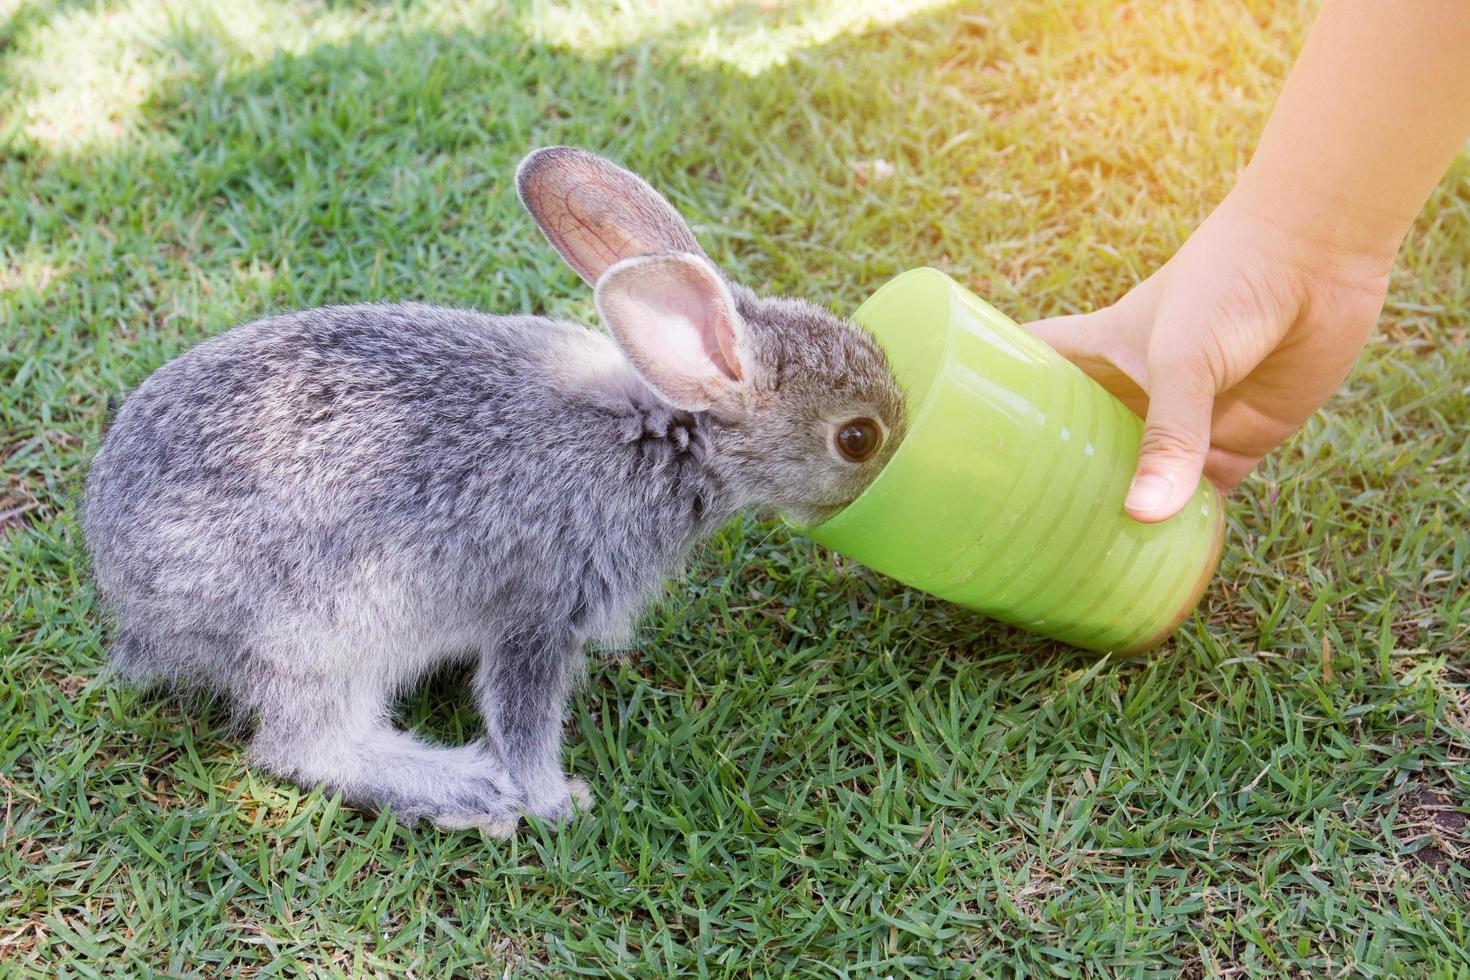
[1125,474,1173,514]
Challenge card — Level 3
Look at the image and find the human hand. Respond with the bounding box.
[1025,183,1397,523]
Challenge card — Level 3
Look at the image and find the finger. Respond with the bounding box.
[1023,294,1140,354]
[1025,265,1168,346]
[1024,305,1149,402]
[1023,311,1103,357]
[1125,358,1215,523]
[1204,394,1296,490]
[1203,445,1261,491]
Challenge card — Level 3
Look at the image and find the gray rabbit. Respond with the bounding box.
[82,147,904,834]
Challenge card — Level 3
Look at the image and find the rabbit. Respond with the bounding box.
[82,146,905,835]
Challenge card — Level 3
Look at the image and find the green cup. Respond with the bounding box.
[798,268,1224,654]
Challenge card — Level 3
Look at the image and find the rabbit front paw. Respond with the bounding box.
[434,810,520,838]
[523,775,593,825]
[430,769,524,836]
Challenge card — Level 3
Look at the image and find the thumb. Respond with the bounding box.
[1125,357,1215,523]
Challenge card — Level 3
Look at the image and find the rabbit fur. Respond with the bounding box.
[82,147,904,834]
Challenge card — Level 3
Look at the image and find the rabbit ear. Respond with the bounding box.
[517,146,709,286]
[594,252,748,412]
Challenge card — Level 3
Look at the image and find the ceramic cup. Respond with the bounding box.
[795,268,1224,654]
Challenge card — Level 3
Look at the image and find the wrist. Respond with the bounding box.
[1231,161,1411,274]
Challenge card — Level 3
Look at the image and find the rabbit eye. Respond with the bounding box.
[835,418,881,463]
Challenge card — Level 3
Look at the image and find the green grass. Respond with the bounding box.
[3,0,1468,974]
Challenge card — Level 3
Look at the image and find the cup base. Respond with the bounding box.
[1114,484,1227,657]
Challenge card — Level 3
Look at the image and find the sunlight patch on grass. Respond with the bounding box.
[520,0,960,73]
[13,2,168,150]
[0,245,67,298]
[4,0,492,152]
[11,0,292,151]
[3,0,961,154]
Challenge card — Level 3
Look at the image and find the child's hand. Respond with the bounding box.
[1026,186,1393,523]
[1024,0,1469,524]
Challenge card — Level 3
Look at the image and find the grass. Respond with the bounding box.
[2,0,1467,974]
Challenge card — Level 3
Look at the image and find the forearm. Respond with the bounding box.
[1236,0,1470,264]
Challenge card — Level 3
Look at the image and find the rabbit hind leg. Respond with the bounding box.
[245,660,523,834]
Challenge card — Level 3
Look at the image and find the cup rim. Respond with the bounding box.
[788,267,956,534]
